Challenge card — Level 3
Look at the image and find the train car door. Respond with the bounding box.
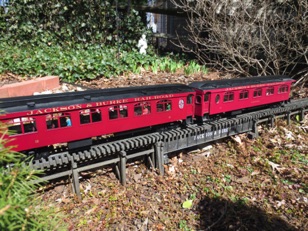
[194,93,203,116]
[203,92,210,114]
[185,94,194,113]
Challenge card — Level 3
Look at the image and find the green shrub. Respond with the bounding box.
[0,43,204,82]
[0,123,64,230]
[0,1,207,82]
[1,0,146,47]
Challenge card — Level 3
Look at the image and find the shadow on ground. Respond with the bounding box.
[197,196,299,231]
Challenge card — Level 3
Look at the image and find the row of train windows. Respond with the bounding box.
[198,85,289,103]
[7,100,173,135]
[7,114,73,135]
[7,117,37,135]
[108,100,172,119]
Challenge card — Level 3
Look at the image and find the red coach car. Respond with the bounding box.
[189,76,295,122]
[0,84,195,157]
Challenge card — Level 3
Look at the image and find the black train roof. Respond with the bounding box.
[0,84,194,113]
[189,75,294,90]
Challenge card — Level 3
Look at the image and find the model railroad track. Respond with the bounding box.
[30,97,308,198]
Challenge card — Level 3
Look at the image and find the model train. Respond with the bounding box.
[0,75,294,158]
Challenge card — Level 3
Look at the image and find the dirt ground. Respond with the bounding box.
[40,117,308,231]
[77,70,223,88]
[43,71,308,231]
[1,71,308,230]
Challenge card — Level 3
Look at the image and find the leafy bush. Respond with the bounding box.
[0,0,146,46]
[0,0,207,82]
[0,123,64,230]
[0,43,126,81]
[0,43,203,82]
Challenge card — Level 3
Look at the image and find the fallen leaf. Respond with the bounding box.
[155,223,165,230]
[84,183,92,194]
[235,176,250,184]
[166,165,176,176]
[251,170,260,176]
[134,173,142,182]
[226,164,234,168]
[202,145,213,151]
[182,199,193,209]
[276,200,286,208]
[85,205,97,215]
[200,151,211,157]
[231,135,243,145]
[268,160,286,173]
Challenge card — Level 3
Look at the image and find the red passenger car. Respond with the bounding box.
[189,76,295,121]
[0,84,195,156]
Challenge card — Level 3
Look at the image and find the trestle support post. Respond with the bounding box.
[299,109,305,122]
[119,151,127,186]
[270,115,275,127]
[155,142,164,175]
[287,112,291,125]
[247,120,259,139]
[70,158,81,200]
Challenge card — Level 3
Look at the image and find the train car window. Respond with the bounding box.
[187,94,193,104]
[223,92,234,102]
[253,88,262,98]
[80,110,90,124]
[109,106,118,119]
[204,92,210,102]
[119,105,128,118]
[46,113,72,129]
[8,117,36,135]
[109,105,128,120]
[134,102,151,116]
[80,109,102,124]
[8,119,22,134]
[195,96,202,104]
[266,87,274,96]
[215,95,220,103]
[278,85,288,93]
[239,90,249,99]
[157,100,172,112]
[92,109,102,122]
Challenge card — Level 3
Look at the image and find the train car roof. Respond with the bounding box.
[0,84,194,113]
[189,75,294,90]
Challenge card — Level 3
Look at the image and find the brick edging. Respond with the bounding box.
[0,76,60,98]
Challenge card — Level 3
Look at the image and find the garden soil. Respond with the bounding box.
[1,71,307,230]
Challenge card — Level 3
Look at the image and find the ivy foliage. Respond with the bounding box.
[0,0,206,82]
[0,0,145,46]
[0,123,64,230]
[0,42,208,82]
[0,42,146,81]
